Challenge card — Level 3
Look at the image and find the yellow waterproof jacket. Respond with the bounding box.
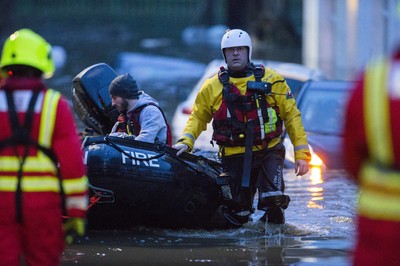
[178,66,311,161]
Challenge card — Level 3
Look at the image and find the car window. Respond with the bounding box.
[300,89,349,135]
[285,78,305,97]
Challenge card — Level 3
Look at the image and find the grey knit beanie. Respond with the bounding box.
[109,73,141,99]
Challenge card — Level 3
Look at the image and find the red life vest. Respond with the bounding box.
[212,65,283,147]
[115,103,172,146]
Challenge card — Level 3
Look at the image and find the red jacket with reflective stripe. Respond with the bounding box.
[343,49,400,180]
[0,77,88,218]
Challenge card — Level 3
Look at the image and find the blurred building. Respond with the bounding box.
[2,0,398,81]
[303,0,400,80]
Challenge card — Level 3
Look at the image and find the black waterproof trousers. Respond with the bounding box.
[221,143,289,224]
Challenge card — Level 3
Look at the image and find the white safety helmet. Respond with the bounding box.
[221,29,252,62]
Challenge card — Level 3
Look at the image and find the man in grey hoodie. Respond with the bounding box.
[109,73,170,145]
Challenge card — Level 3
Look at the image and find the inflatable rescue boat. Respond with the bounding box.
[71,63,229,229]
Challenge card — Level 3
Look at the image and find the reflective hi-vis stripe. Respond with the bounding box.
[1,156,56,172]
[0,89,61,192]
[364,58,394,165]
[359,163,400,221]
[264,107,277,133]
[360,58,400,221]
[0,176,61,192]
[39,89,60,149]
[0,174,87,194]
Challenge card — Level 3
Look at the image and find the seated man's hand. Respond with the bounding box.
[63,217,86,244]
[172,143,188,156]
[109,132,129,138]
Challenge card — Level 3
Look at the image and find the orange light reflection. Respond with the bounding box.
[307,173,324,209]
[309,166,323,184]
[307,200,324,209]
[308,187,323,193]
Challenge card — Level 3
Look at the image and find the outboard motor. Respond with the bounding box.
[71,63,120,134]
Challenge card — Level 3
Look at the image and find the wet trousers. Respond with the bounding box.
[0,192,65,266]
[221,143,286,218]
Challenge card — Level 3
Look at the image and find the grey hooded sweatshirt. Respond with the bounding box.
[127,91,167,144]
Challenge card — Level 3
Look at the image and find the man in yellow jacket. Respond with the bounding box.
[173,29,310,227]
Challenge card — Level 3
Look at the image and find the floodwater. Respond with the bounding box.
[62,170,357,265]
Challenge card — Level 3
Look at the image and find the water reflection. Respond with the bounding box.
[63,232,352,265]
[309,166,323,184]
[62,170,356,265]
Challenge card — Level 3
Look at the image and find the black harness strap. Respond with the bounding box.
[253,64,270,122]
[243,64,265,188]
[253,64,264,82]
[218,67,244,133]
[241,120,255,187]
[1,90,66,223]
[6,90,39,223]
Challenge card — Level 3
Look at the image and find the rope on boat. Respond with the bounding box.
[88,194,101,209]
[87,183,115,208]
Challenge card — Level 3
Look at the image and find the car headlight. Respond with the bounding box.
[284,136,324,168]
[309,145,323,167]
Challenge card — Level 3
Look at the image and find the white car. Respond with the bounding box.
[171,59,324,156]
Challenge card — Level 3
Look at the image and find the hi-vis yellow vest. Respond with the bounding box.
[0,89,78,194]
[360,57,400,221]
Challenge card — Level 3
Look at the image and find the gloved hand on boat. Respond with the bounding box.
[109,132,130,138]
[173,143,188,156]
[64,217,86,244]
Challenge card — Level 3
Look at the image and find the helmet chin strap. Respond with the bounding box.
[3,65,43,78]
[227,63,252,77]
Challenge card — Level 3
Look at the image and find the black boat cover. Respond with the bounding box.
[82,135,225,229]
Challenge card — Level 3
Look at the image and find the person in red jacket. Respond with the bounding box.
[0,29,88,266]
[343,47,400,266]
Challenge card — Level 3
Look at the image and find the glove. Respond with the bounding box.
[109,132,130,138]
[172,143,188,156]
[64,217,86,244]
